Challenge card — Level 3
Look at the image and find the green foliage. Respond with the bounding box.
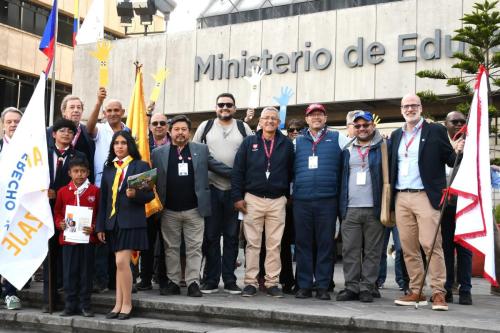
[417,0,500,111]
[416,90,439,102]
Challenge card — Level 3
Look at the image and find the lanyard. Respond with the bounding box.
[176,146,185,162]
[72,124,82,147]
[311,129,328,156]
[262,136,275,172]
[403,124,422,158]
[356,145,370,168]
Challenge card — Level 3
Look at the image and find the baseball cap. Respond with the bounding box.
[305,103,326,115]
[353,111,373,122]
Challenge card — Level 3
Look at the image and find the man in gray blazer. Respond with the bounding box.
[152,115,231,297]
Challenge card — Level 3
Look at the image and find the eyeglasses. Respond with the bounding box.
[401,104,421,110]
[450,119,466,125]
[152,121,167,127]
[353,123,372,129]
[288,127,302,132]
[261,116,279,121]
[217,103,234,109]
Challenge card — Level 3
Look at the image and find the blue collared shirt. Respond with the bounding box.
[396,118,424,189]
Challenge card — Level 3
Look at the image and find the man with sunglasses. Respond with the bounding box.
[293,103,349,300]
[135,113,171,293]
[441,111,472,305]
[337,111,385,303]
[390,94,463,311]
[193,93,252,295]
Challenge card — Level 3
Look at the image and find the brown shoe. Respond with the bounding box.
[394,291,427,306]
[432,292,449,311]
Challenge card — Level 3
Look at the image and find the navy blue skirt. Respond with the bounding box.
[108,226,148,252]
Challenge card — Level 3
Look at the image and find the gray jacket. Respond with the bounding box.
[152,141,232,217]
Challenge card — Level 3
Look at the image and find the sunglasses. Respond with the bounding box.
[450,119,466,125]
[353,123,372,129]
[288,127,302,132]
[217,102,234,109]
[152,121,167,127]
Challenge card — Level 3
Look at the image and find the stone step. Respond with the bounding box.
[0,308,291,333]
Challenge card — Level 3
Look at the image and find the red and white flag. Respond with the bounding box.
[449,65,498,286]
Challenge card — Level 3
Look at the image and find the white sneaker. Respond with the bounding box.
[5,295,21,310]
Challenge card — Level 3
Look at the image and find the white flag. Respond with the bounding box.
[450,65,498,286]
[0,73,54,290]
[75,0,104,45]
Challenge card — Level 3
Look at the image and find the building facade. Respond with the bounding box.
[69,0,496,125]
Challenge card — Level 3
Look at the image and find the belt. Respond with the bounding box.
[396,189,424,193]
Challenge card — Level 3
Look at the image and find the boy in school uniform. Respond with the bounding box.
[54,157,100,317]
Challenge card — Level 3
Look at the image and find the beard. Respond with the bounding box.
[217,113,233,121]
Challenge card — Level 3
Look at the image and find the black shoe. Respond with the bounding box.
[459,291,472,305]
[136,281,153,291]
[266,286,284,298]
[359,290,374,303]
[41,305,50,313]
[200,282,219,294]
[295,288,312,299]
[316,288,331,301]
[161,282,181,296]
[445,289,453,303]
[105,311,119,319]
[371,288,381,298]
[92,284,108,294]
[131,285,137,294]
[187,282,203,297]
[336,289,359,301]
[59,309,76,317]
[282,284,294,295]
[223,282,242,295]
[241,285,257,297]
[81,309,94,317]
[118,311,131,320]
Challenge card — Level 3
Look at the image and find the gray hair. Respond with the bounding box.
[260,106,279,117]
[346,110,360,125]
[60,95,83,113]
[1,107,23,122]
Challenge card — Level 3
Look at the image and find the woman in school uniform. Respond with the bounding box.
[96,130,154,320]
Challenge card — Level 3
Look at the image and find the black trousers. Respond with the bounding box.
[140,214,167,288]
[62,244,95,311]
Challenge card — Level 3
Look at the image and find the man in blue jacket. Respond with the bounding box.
[337,111,385,303]
[293,103,348,300]
[232,107,294,298]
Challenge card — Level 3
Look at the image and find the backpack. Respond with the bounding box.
[200,119,248,144]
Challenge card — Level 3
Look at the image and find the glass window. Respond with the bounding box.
[7,0,21,28]
[34,6,48,35]
[21,2,35,34]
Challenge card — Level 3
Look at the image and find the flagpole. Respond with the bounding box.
[413,114,470,309]
[48,0,59,126]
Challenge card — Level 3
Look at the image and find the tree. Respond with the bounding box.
[416,0,500,115]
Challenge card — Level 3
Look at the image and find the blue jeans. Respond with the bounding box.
[294,198,337,290]
[377,226,405,288]
[441,204,472,293]
[203,186,240,285]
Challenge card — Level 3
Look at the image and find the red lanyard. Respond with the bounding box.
[311,129,328,155]
[356,146,370,168]
[72,124,81,147]
[403,124,422,157]
[262,136,275,172]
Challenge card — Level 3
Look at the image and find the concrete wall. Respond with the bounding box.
[72,0,497,117]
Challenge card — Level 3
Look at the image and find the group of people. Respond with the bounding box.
[0,88,472,319]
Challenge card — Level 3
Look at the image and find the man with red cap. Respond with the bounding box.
[293,103,348,300]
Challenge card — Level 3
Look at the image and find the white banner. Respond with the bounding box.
[0,73,54,290]
[450,66,497,286]
[75,0,104,45]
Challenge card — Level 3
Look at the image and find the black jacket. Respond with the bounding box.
[389,120,456,210]
[231,129,294,202]
[96,159,154,231]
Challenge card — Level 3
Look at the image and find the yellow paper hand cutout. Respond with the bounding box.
[149,68,169,102]
[372,113,381,125]
[89,40,112,87]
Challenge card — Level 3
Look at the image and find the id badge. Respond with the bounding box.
[356,171,366,185]
[308,156,318,169]
[178,162,189,176]
[401,160,410,177]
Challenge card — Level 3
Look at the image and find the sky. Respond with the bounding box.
[166,0,212,33]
